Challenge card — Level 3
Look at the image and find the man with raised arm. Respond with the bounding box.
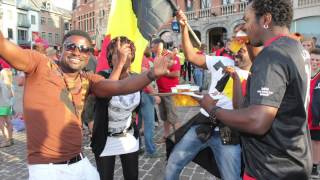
[0,30,170,180]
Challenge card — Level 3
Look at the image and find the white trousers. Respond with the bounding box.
[28,157,100,180]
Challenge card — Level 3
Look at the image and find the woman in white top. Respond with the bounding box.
[0,64,15,148]
[91,37,140,180]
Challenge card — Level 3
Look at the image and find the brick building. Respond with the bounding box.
[71,0,111,48]
[157,0,320,52]
[31,0,72,47]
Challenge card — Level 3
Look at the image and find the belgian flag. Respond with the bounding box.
[96,0,175,73]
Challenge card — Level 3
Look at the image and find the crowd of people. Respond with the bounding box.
[0,0,320,179]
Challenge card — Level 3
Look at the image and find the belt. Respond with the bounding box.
[108,130,128,137]
[53,153,84,165]
[108,125,133,137]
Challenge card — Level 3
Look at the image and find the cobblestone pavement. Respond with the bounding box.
[0,85,217,180]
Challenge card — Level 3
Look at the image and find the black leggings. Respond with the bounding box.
[95,151,139,180]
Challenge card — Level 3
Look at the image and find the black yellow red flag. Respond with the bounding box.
[97,0,174,73]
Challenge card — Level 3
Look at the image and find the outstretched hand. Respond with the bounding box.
[176,10,188,27]
[152,55,173,78]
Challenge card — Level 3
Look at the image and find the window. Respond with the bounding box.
[18,29,28,42]
[64,22,69,30]
[41,32,46,39]
[84,0,87,3]
[17,13,28,27]
[201,0,211,9]
[46,2,51,10]
[8,28,13,39]
[92,18,95,30]
[223,0,235,5]
[48,33,53,44]
[55,34,59,44]
[48,18,53,27]
[31,15,36,25]
[185,0,193,11]
[41,17,46,25]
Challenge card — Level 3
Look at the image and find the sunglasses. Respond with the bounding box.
[64,43,92,54]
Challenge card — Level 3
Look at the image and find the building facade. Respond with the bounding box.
[32,0,72,47]
[71,0,111,48]
[1,0,18,44]
[157,0,320,52]
[0,0,71,48]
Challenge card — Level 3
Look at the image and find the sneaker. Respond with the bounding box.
[145,151,164,158]
[311,165,320,179]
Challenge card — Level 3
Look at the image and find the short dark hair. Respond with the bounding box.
[249,0,293,29]
[310,48,320,55]
[106,36,136,69]
[63,30,92,45]
[151,38,165,45]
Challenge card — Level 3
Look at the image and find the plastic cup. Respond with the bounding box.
[230,31,248,53]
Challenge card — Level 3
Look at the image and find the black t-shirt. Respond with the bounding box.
[242,37,312,179]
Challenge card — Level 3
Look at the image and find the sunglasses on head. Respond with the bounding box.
[64,43,92,54]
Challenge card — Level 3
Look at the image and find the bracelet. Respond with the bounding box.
[209,106,221,125]
[147,69,157,81]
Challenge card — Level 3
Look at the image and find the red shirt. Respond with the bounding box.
[308,72,320,130]
[156,56,180,93]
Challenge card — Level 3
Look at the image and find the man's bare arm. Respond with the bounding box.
[0,31,30,71]
[214,105,277,135]
[177,11,207,69]
[200,95,277,135]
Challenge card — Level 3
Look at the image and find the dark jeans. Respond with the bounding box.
[95,151,139,180]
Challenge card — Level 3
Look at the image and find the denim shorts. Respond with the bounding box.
[158,96,179,124]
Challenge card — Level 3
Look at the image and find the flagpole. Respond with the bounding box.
[166,0,202,47]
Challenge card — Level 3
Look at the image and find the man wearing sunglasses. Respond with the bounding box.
[0,30,170,180]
